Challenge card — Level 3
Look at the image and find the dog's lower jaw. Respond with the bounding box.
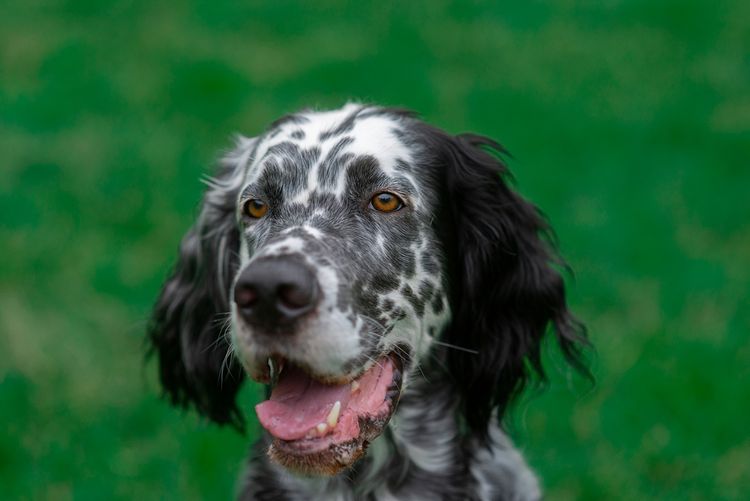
[268,437,365,477]
[240,377,541,501]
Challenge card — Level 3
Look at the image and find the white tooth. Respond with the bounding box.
[351,381,360,392]
[316,422,328,435]
[327,401,341,428]
[268,358,279,385]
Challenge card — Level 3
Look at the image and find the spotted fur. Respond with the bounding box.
[147,103,588,500]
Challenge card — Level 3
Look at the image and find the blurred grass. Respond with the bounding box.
[1,0,748,499]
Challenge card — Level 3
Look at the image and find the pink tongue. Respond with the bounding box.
[255,365,353,441]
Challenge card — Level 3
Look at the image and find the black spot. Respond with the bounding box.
[319,106,362,141]
[397,249,417,278]
[266,141,298,159]
[390,126,410,142]
[317,257,333,267]
[357,288,381,316]
[421,251,441,275]
[290,129,305,140]
[318,137,355,189]
[418,280,435,303]
[394,158,412,173]
[357,107,416,121]
[266,128,281,140]
[344,155,386,197]
[431,294,444,315]
[262,142,321,198]
[391,307,407,321]
[267,112,310,132]
[307,192,339,215]
[252,161,285,206]
[401,284,425,317]
[370,273,400,293]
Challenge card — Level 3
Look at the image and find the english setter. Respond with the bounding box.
[147,103,587,500]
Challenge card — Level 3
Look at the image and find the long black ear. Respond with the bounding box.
[430,131,589,442]
[146,138,255,429]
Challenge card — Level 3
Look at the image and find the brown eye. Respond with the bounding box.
[370,192,404,213]
[244,199,269,218]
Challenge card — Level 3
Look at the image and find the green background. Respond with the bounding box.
[1,1,748,499]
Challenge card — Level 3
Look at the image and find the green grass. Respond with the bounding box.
[1,1,748,499]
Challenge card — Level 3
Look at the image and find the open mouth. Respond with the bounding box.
[254,352,404,475]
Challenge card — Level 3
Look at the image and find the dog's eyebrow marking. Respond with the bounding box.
[318,139,355,191]
[341,155,386,195]
[239,184,254,200]
[248,142,322,202]
[339,155,418,203]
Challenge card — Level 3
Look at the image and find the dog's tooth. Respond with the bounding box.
[351,381,360,392]
[316,422,328,435]
[268,358,279,386]
[326,401,341,428]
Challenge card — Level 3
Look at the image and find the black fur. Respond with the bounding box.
[417,126,589,441]
[147,161,246,429]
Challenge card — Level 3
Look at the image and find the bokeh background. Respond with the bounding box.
[2,0,748,499]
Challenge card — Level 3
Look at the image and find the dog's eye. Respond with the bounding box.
[370,192,404,213]
[244,199,269,219]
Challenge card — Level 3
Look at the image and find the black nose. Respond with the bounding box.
[234,256,320,330]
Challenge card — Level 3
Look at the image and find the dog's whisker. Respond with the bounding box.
[202,316,234,354]
[429,339,479,355]
[218,344,236,388]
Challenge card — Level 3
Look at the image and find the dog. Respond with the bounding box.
[147,103,588,500]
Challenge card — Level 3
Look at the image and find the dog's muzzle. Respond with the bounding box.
[234,255,320,332]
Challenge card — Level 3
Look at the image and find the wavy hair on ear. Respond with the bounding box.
[146,136,256,429]
[420,126,590,443]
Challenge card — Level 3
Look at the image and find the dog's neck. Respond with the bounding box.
[241,376,540,501]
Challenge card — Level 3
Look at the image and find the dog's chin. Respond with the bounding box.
[267,405,394,476]
[251,352,404,476]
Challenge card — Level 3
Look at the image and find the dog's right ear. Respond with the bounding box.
[146,137,256,429]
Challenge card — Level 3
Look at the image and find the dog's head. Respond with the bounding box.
[148,104,587,475]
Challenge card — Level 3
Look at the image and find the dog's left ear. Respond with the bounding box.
[427,130,589,442]
[146,137,256,429]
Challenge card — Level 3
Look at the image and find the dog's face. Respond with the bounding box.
[148,103,586,478]
[229,105,450,472]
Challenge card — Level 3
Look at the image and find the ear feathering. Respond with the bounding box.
[146,137,256,429]
[424,128,590,442]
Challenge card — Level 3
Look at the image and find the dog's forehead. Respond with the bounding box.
[242,104,421,200]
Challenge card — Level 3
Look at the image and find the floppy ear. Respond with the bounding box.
[146,137,256,429]
[431,131,589,441]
